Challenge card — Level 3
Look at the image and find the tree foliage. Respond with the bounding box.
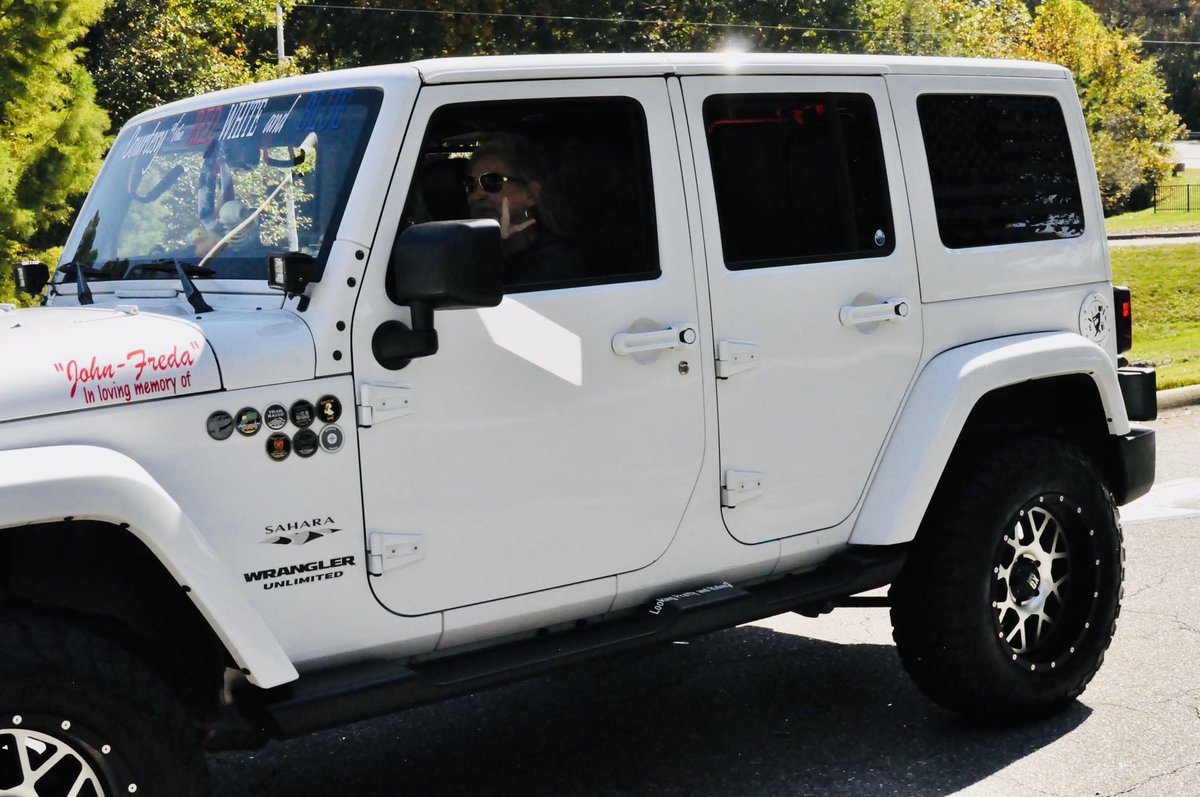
[856,0,1183,211]
[283,0,862,73]
[81,0,292,128]
[1088,0,1200,131]
[0,0,110,303]
[1022,0,1183,211]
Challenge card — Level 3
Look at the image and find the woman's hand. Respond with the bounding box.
[500,197,537,240]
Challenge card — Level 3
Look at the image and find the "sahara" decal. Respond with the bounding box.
[261,516,341,546]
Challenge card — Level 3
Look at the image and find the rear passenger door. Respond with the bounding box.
[681,76,923,545]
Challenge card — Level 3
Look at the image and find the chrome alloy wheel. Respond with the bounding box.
[0,717,112,797]
[992,494,1099,670]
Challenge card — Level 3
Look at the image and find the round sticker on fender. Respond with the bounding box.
[1079,293,1111,343]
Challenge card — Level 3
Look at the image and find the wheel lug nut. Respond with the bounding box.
[61,720,71,731]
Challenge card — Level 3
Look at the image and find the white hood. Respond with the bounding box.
[0,305,315,423]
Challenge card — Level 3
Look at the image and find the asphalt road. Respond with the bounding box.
[208,409,1200,796]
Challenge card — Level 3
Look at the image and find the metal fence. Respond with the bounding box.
[1154,184,1200,212]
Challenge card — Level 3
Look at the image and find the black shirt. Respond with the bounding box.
[503,234,589,290]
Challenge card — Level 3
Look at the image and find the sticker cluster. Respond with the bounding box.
[206,395,344,461]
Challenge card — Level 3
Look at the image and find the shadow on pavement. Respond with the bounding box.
[209,624,1090,796]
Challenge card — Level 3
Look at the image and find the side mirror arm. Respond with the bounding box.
[371,301,438,370]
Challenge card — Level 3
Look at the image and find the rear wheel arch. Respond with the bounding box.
[954,374,1117,485]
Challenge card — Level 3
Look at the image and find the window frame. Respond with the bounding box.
[396,95,663,296]
[701,90,897,272]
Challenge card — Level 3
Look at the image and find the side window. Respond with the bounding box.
[703,93,894,270]
[399,97,660,295]
[917,93,1084,248]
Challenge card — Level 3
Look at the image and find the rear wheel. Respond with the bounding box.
[0,619,208,796]
[890,437,1124,723]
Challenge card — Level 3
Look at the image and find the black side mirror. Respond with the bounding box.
[12,261,49,295]
[373,220,503,370]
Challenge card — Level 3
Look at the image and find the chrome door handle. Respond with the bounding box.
[612,323,698,356]
[839,298,910,327]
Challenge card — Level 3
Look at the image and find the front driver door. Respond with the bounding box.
[353,78,705,616]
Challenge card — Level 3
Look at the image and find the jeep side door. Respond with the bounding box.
[353,78,705,616]
[681,75,923,545]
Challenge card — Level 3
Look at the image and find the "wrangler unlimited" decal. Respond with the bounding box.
[244,556,355,591]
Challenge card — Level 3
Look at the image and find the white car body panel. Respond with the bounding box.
[886,73,1109,303]
[0,306,219,422]
[681,74,924,544]
[0,445,297,687]
[353,77,707,621]
[848,332,1129,547]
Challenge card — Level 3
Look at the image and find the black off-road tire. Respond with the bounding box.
[889,437,1124,723]
[0,618,208,796]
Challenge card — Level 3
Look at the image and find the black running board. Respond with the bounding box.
[247,545,906,741]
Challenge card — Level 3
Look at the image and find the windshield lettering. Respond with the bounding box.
[58,87,382,283]
[296,89,352,133]
[188,107,223,147]
[219,99,269,141]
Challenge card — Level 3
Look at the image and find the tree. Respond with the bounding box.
[81,0,290,129]
[1087,0,1200,132]
[855,0,1182,211]
[283,0,863,74]
[0,0,110,303]
[1022,0,1183,210]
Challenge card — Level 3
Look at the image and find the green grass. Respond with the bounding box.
[1105,207,1200,235]
[1110,242,1200,389]
[1104,169,1200,235]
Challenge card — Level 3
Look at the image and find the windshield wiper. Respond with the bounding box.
[142,258,213,314]
[57,261,106,306]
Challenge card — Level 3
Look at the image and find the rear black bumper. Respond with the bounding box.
[1109,425,1155,505]
[1119,366,1157,421]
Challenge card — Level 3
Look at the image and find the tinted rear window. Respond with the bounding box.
[917,94,1084,248]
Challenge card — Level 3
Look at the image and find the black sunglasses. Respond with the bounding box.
[462,172,525,194]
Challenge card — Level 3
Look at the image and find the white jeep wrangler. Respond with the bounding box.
[0,53,1156,795]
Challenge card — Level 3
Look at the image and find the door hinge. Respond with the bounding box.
[368,532,425,575]
[357,383,414,427]
[715,340,758,379]
[722,470,765,508]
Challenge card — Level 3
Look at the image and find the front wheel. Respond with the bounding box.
[0,619,208,796]
[889,437,1124,723]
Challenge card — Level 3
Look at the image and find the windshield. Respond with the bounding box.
[59,87,382,281]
